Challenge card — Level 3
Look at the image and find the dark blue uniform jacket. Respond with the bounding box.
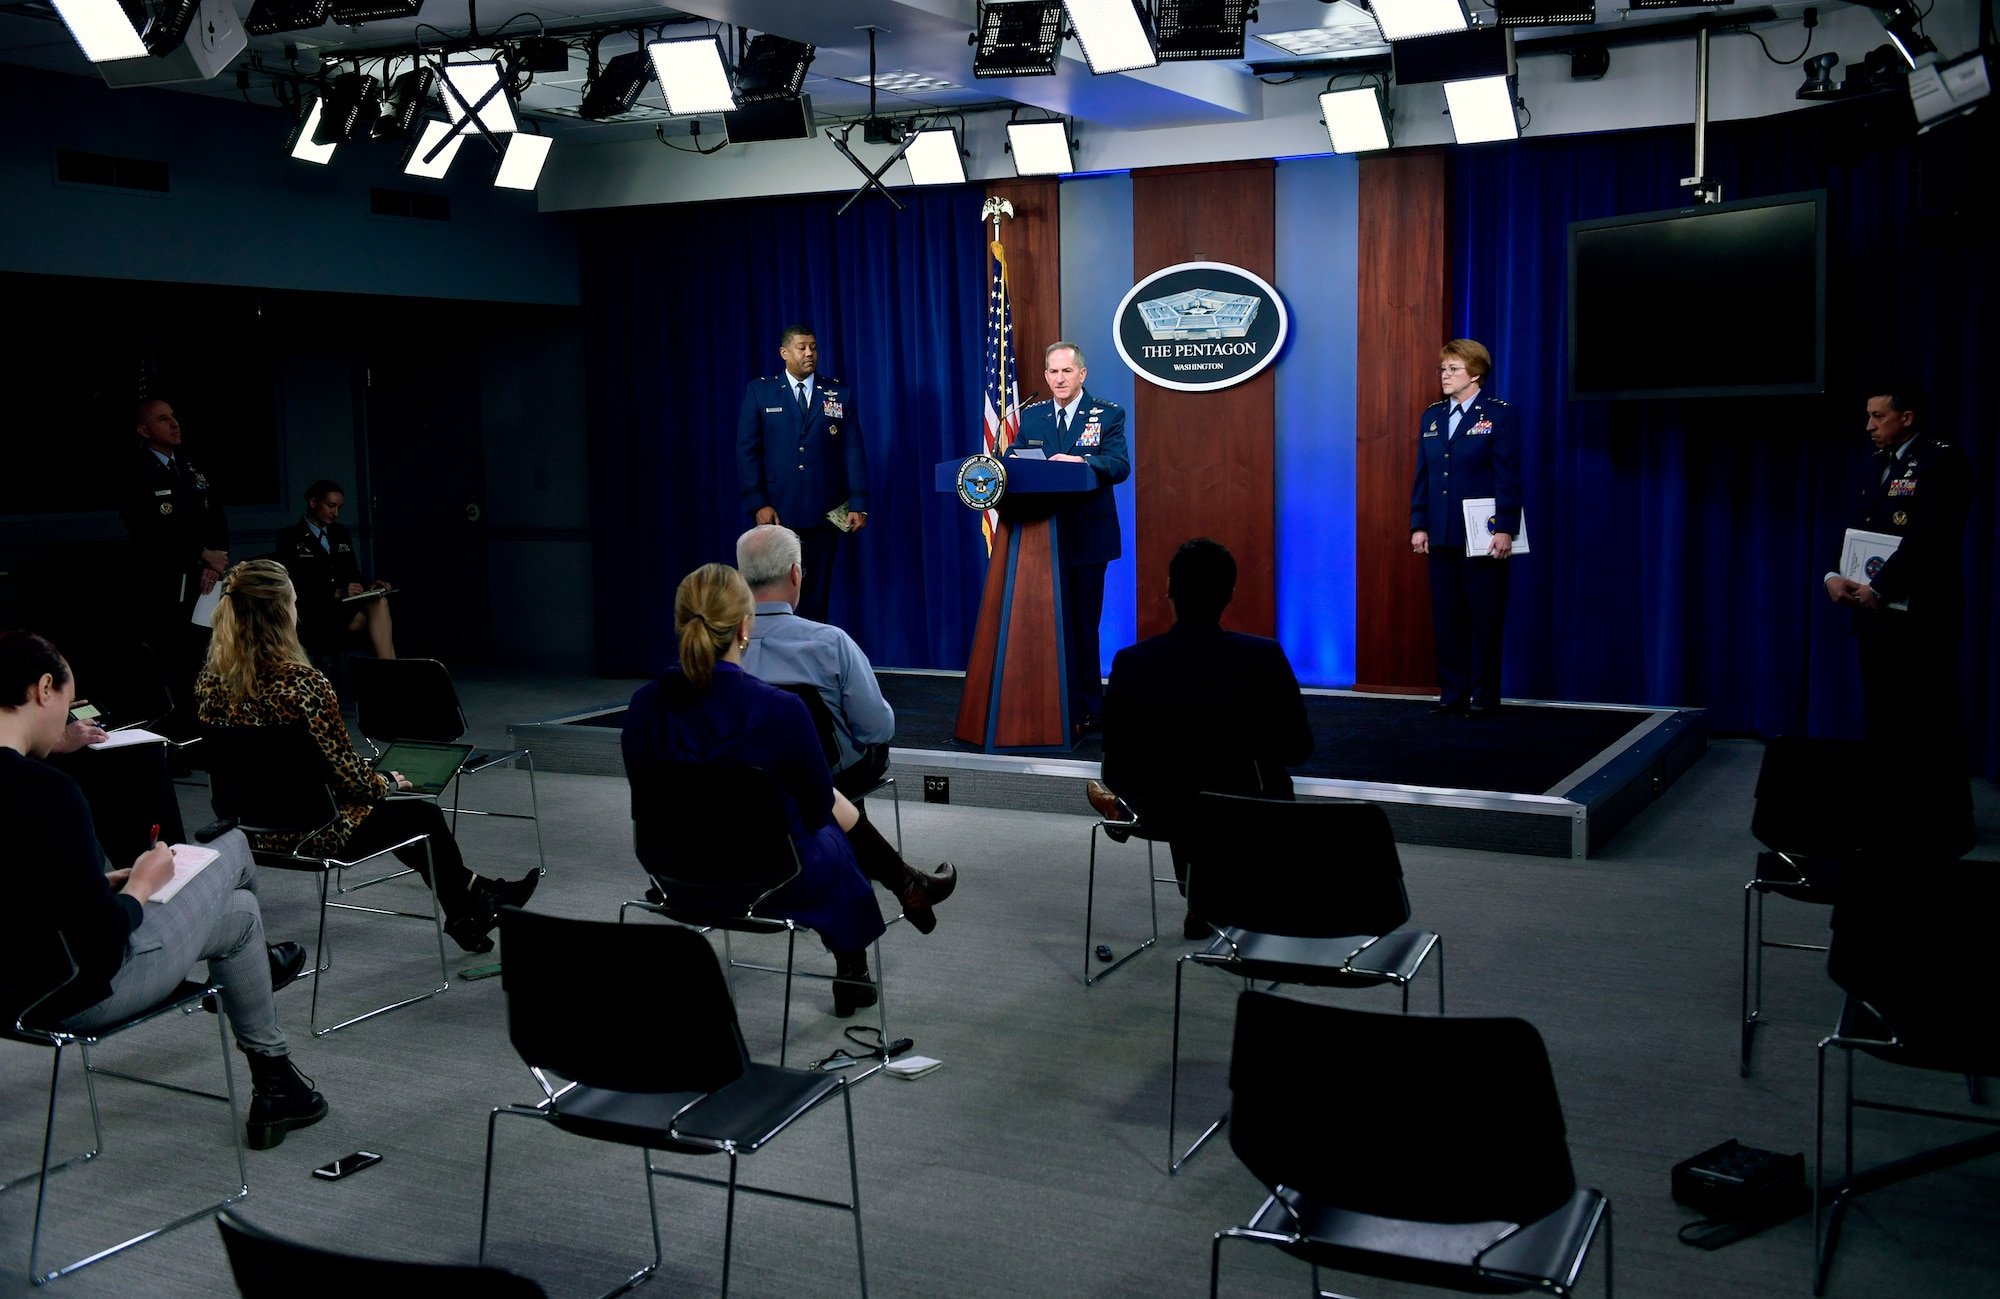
[736,374,869,525]
[1006,390,1130,566]
[1409,392,1522,550]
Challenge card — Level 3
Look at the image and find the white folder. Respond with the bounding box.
[1462,499,1529,557]
[1841,528,1908,611]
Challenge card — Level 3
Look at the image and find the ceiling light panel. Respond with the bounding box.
[402,117,466,177]
[903,127,966,185]
[441,60,517,133]
[1443,74,1519,142]
[1007,119,1073,174]
[289,99,337,163]
[648,35,738,114]
[493,133,553,190]
[49,0,148,61]
[840,71,962,94]
[1368,0,1469,42]
[1065,0,1159,74]
[1320,87,1390,152]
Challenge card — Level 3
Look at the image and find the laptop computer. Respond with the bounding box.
[371,739,475,795]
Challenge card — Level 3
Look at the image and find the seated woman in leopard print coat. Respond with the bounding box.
[195,559,536,954]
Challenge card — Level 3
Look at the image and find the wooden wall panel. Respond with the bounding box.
[985,177,1060,398]
[1130,160,1277,642]
[1354,149,1451,693]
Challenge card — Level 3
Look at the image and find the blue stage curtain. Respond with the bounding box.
[1452,103,2000,777]
[580,186,993,679]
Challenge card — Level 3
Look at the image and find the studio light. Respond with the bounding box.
[1064,0,1159,74]
[493,132,553,189]
[314,70,381,144]
[372,67,433,140]
[1909,49,1990,128]
[244,0,331,36]
[1319,86,1391,152]
[515,35,568,73]
[441,59,517,133]
[401,117,465,178]
[1006,119,1073,174]
[1393,27,1511,84]
[648,34,738,114]
[1443,74,1519,142]
[48,0,147,61]
[287,98,338,164]
[1156,0,1253,60]
[734,33,814,102]
[1491,0,1595,27]
[1368,0,1468,42]
[973,1,1064,77]
[142,0,202,54]
[579,49,651,119]
[327,0,421,21]
[1864,0,1936,67]
[903,126,966,185]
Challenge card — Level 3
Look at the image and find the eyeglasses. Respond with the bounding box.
[1439,363,1469,375]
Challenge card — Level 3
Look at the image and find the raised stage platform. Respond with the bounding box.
[509,671,1706,859]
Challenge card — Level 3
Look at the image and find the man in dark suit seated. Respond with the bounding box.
[1092,538,1315,938]
[274,480,396,659]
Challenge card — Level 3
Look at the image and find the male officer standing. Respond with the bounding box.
[117,399,229,720]
[736,325,869,624]
[1008,341,1130,733]
[1409,339,1520,716]
[1823,381,1974,854]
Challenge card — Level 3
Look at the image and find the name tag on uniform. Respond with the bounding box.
[1887,479,1916,496]
[764,406,784,413]
[1469,419,1493,435]
[155,488,173,496]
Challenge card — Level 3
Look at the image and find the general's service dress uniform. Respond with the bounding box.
[736,372,870,624]
[1841,430,1974,852]
[1007,390,1131,723]
[117,446,228,670]
[1409,391,1520,712]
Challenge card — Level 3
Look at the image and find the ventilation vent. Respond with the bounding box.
[369,187,451,221]
[56,149,169,192]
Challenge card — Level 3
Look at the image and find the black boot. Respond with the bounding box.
[244,1051,328,1151]
[848,817,957,935]
[267,942,308,994]
[832,951,878,1019]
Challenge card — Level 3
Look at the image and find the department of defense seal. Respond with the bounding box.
[955,454,1007,511]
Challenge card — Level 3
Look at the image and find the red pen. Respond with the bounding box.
[149,823,160,846]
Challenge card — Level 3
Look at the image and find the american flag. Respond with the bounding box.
[979,236,1021,553]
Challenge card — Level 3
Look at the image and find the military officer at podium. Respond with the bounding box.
[1409,339,1520,716]
[1008,341,1130,733]
[736,325,869,625]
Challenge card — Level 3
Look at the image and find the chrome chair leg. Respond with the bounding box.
[844,1083,869,1299]
[1168,953,1228,1175]
[1085,824,1161,988]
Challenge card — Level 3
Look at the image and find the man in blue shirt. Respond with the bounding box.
[735,326,869,624]
[737,524,895,799]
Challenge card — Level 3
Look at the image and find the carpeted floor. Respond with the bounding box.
[3,681,1996,1299]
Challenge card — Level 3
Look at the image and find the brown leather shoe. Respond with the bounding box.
[1087,780,1133,822]
[896,863,956,935]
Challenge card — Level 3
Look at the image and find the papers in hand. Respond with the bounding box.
[825,505,856,533]
[147,844,221,905]
[87,727,168,751]
[1840,529,1909,611]
[1461,499,1530,557]
[190,586,222,626]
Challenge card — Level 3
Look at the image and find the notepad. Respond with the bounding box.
[148,845,221,905]
[190,586,222,626]
[885,1055,944,1080]
[87,728,167,751]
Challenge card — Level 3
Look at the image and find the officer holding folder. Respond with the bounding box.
[1409,339,1520,716]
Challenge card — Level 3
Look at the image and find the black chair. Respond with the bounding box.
[348,656,546,876]
[621,761,887,1066]
[1170,794,1444,1173]
[1211,991,1611,1299]
[3,937,246,1285]
[1741,736,1865,1076]
[770,681,901,854]
[205,723,449,1036]
[218,1209,546,1297]
[479,910,868,1299]
[1811,861,2000,1295]
[1088,693,1276,988]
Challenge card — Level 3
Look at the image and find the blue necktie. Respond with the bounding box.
[1058,409,1070,441]
[1448,404,1466,438]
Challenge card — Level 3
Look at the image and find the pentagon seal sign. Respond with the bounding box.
[1111,260,1289,393]
[956,454,1007,511]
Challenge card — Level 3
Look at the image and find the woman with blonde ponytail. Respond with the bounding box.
[623,563,957,1017]
[195,560,539,954]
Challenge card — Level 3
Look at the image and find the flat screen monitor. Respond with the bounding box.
[1567,190,1825,401]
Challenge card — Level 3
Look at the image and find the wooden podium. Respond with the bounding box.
[935,457,1096,753]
